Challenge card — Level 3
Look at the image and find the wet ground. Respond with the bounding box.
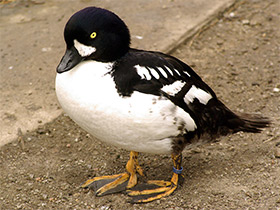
[0,0,280,209]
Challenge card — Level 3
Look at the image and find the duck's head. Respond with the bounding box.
[57,7,131,73]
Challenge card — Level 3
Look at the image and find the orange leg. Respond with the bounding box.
[82,151,144,196]
[126,153,183,203]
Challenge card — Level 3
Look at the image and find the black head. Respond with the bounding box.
[57,7,131,73]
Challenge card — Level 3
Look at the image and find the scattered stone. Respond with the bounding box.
[16,204,23,209]
[242,19,250,25]
[191,148,202,153]
[3,112,17,121]
[31,0,45,4]
[252,82,260,86]
[26,104,42,111]
[10,14,32,23]
[100,206,110,210]
[275,147,280,158]
[217,39,223,45]
[36,127,49,135]
[134,35,143,40]
[93,150,99,155]
[229,12,235,18]
[41,47,52,52]
[224,12,236,19]
[252,45,258,50]
[204,170,213,175]
[35,177,41,182]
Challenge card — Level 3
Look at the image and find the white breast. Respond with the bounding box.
[55,61,196,154]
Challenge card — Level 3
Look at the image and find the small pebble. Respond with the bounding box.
[252,45,258,50]
[93,150,99,155]
[36,127,47,134]
[229,12,235,17]
[242,19,250,25]
[134,35,143,40]
[32,0,45,4]
[191,148,202,153]
[41,47,52,52]
[217,39,223,45]
[275,147,280,158]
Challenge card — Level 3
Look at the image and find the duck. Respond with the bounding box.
[55,6,270,203]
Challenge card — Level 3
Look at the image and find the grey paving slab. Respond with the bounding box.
[0,0,235,146]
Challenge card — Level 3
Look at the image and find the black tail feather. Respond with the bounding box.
[191,99,271,138]
[215,101,271,135]
[234,113,271,133]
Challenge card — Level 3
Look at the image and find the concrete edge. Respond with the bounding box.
[164,0,239,54]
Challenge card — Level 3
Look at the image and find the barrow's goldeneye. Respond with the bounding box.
[55,7,270,203]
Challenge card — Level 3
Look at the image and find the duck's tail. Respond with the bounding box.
[212,100,271,136]
[193,99,271,137]
[227,112,271,133]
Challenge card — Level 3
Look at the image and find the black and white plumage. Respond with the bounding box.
[55,7,270,202]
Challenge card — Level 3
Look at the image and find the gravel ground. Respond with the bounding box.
[0,0,279,209]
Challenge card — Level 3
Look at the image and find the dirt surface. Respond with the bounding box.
[1,0,280,209]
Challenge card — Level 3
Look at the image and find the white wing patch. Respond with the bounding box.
[135,65,163,80]
[148,67,160,79]
[157,67,168,78]
[184,85,212,105]
[164,65,174,76]
[183,70,191,77]
[74,39,96,57]
[135,64,191,81]
[174,69,181,76]
[135,65,152,80]
[161,81,186,96]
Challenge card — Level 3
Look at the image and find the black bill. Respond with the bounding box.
[56,46,83,73]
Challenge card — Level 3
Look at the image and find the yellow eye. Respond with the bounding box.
[90,32,97,39]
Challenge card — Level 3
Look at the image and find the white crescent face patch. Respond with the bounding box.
[74,39,96,57]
